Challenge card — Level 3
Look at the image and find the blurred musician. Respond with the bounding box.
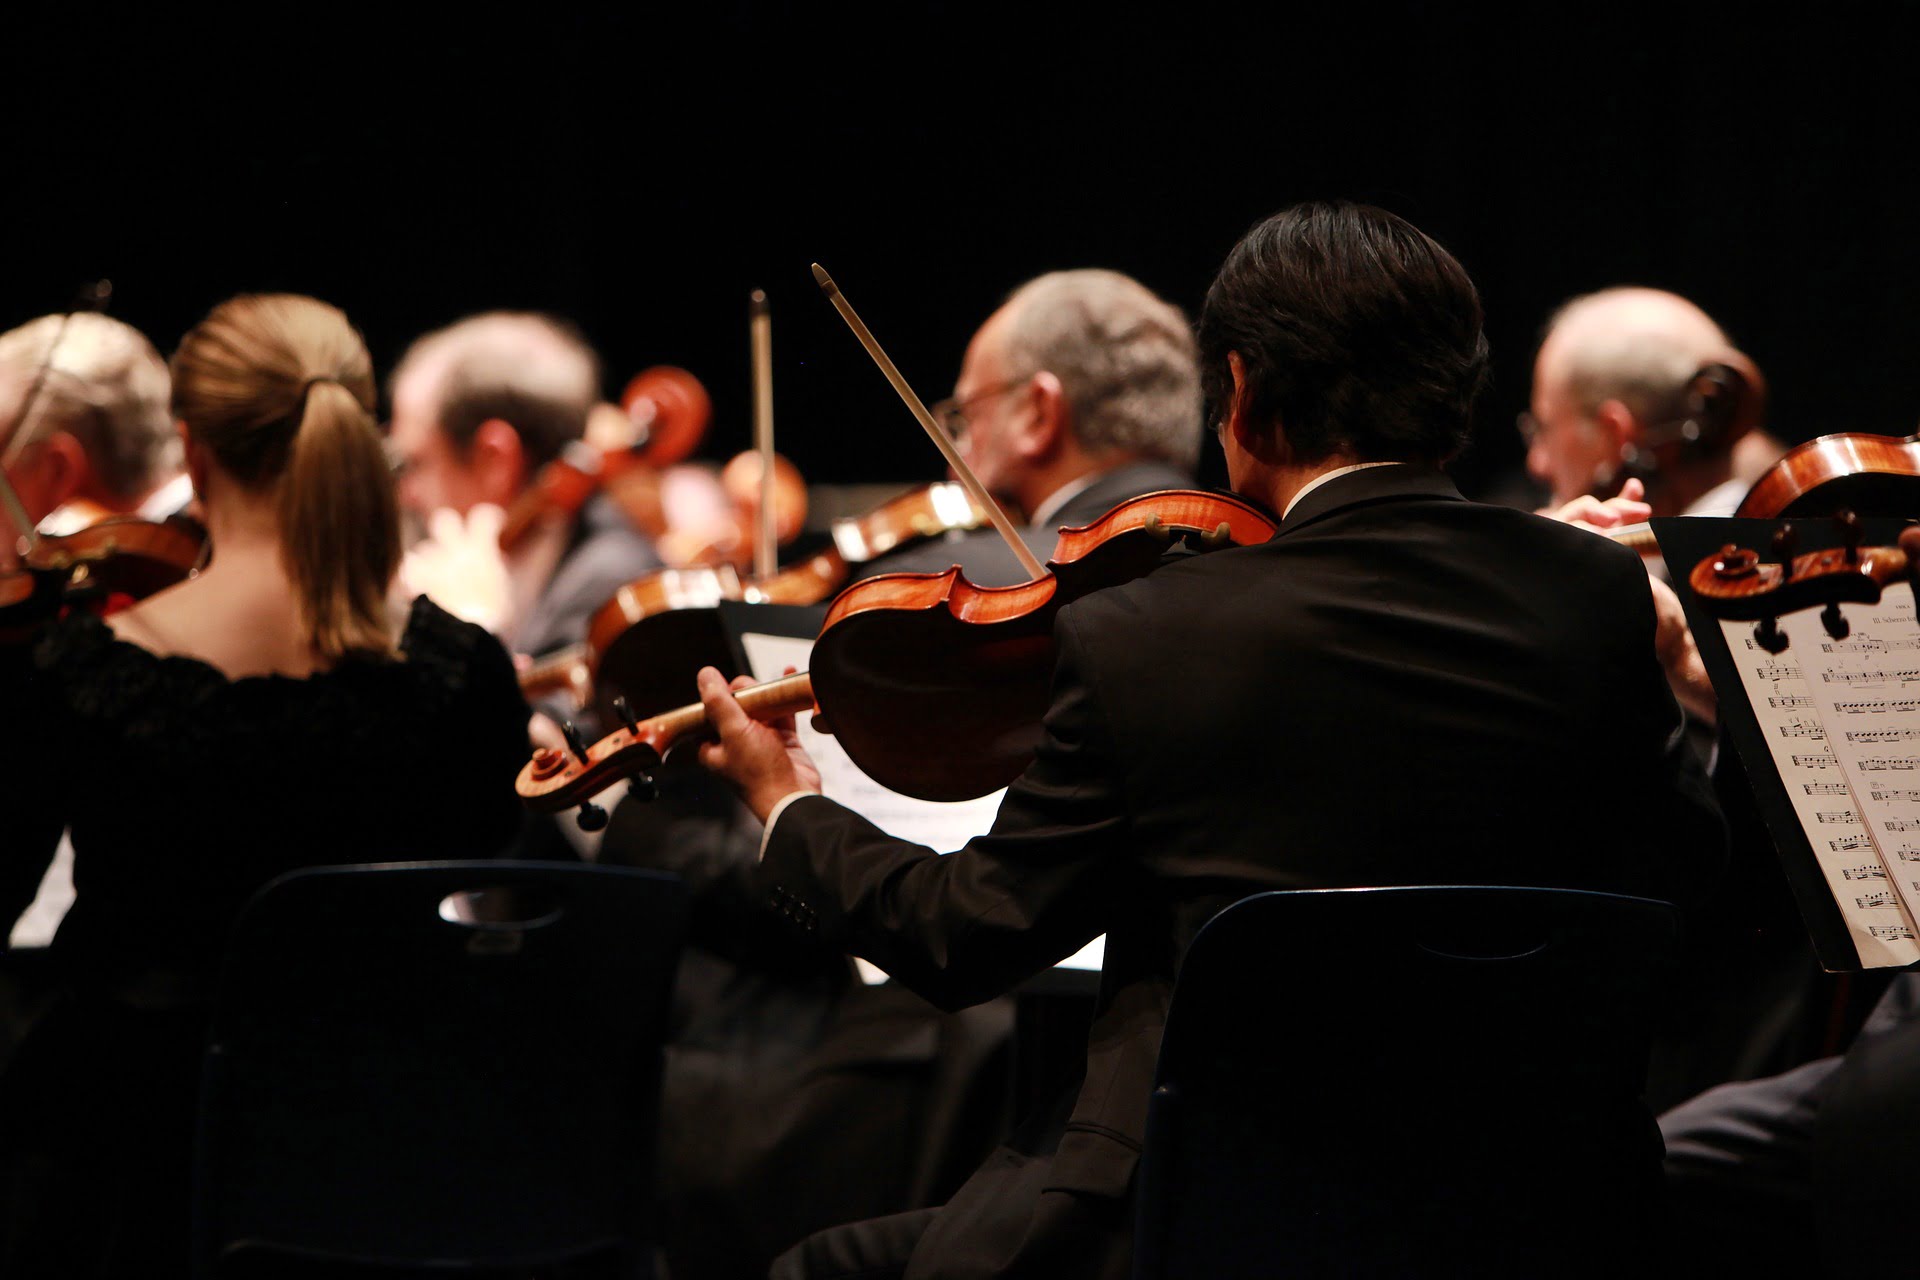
[0,312,187,539]
[696,203,1725,1280]
[386,311,660,658]
[1523,287,1783,518]
[857,269,1202,584]
[0,294,530,1276]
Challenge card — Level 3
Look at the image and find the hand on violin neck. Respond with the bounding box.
[695,665,821,823]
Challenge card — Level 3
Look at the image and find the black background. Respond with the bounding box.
[7,3,1916,500]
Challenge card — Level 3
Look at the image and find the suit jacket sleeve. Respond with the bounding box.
[757,607,1128,1010]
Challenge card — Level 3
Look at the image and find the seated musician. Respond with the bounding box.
[603,268,1203,1280]
[0,312,187,535]
[856,268,1201,585]
[0,294,531,1276]
[694,202,1727,1280]
[386,310,660,659]
[1523,286,1784,519]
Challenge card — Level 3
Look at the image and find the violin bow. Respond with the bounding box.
[750,289,778,580]
[811,263,1047,581]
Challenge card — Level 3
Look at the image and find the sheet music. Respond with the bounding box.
[1722,583,1920,966]
[740,631,1106,976]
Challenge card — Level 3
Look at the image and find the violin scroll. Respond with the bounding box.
[1687,516,1920,653]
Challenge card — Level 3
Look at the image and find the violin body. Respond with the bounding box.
[1736,433,1920,520]
[1,514,209,644]
[811,489,1277,800]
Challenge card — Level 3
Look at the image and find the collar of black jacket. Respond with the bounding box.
[1272,462,1463,539]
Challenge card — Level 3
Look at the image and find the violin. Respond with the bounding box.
[519,480,990,715]
[516,488,1278,824]
[496,365,712,553]
[1735,433,1920,521]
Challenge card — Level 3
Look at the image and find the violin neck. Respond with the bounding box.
[651,670,817,748]
[519,643,592,704]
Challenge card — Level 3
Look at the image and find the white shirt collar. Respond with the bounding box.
[1028,472,1102,530]
[1281,461,1407,520]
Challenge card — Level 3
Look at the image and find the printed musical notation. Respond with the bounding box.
[1896,849,1920,863]
[1793,753,1840,769]
[1824,668,1920,685]
[1769,695,1812,709]
[1816,811,1860,824]
[1756,662,1802,681]
[1848,728,1920,744]
[1804,782,1850,796]
[1858,891,1900,910]
[1844,865,1890,880]
[1779,720,1826,740]
[1870,923,1917,942]
[1857,758,1920,772]
[1834,699,1920,716]
[1872,788,1920,803]
[1822,637,1920,654]
[1888,819,1920,833]
[1832,834,1876,852]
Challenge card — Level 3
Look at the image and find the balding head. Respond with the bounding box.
[1527,288,1757,506]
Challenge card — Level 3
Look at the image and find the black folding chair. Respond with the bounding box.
[193,861,685,1278]
[1134,886,1680,1280]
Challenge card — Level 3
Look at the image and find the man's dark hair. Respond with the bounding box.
[392,312,600,471]
[1197,201,1489,465]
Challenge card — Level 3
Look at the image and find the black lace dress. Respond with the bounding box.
[0,596,531,1275]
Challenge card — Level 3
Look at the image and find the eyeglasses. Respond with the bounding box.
[929,379,1030,441]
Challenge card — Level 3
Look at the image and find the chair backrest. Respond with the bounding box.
[1134,885,1680,1280]
[193,860,684,1276]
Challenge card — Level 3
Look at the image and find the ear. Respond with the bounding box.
[1015,371,1068,461]
[1225,352,1287,465]
[37,430,88,512]
[469,419,528,505]
[1595,399,1640,455]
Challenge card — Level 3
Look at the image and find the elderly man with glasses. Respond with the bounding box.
[860,269,1203,585]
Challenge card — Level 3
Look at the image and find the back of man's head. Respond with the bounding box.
[1197,201,1489,466]
[1540,287,1746,425]
[391,312,600,471]
[999,270,1202,472]
[0,313,177,503]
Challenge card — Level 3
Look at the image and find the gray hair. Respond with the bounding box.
[0,313,178,502]
[391,311,600,470]
[1001,269,1202,472]
[1546,288,1733,423]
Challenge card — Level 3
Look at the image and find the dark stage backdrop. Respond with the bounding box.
[7,4,1917,502]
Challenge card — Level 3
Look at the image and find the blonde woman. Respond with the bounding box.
[0,294,530,1275]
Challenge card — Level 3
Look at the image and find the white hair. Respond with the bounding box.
[0,312,178,501]
[1546,288,1734,422]
[1001,269,1202,472]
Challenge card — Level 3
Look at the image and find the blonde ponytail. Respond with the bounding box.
[171,294,401,661]
[279,379,401,660]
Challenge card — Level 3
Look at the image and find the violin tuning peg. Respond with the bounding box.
[1754,616,1790,655]
[1821,602,1850,641]
[575,801,610,833]
[628,771,659,803]
[1836,510,1864,563]
[612,696,640,737]
[560,719,592,765]
[1771,523,1799,579]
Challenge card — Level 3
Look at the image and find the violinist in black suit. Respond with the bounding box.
[855,268,1201,586]
[696,203,1726,1280]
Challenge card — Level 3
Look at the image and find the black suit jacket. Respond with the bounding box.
[761,464,1725,1203]
[850,460,1195,588]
